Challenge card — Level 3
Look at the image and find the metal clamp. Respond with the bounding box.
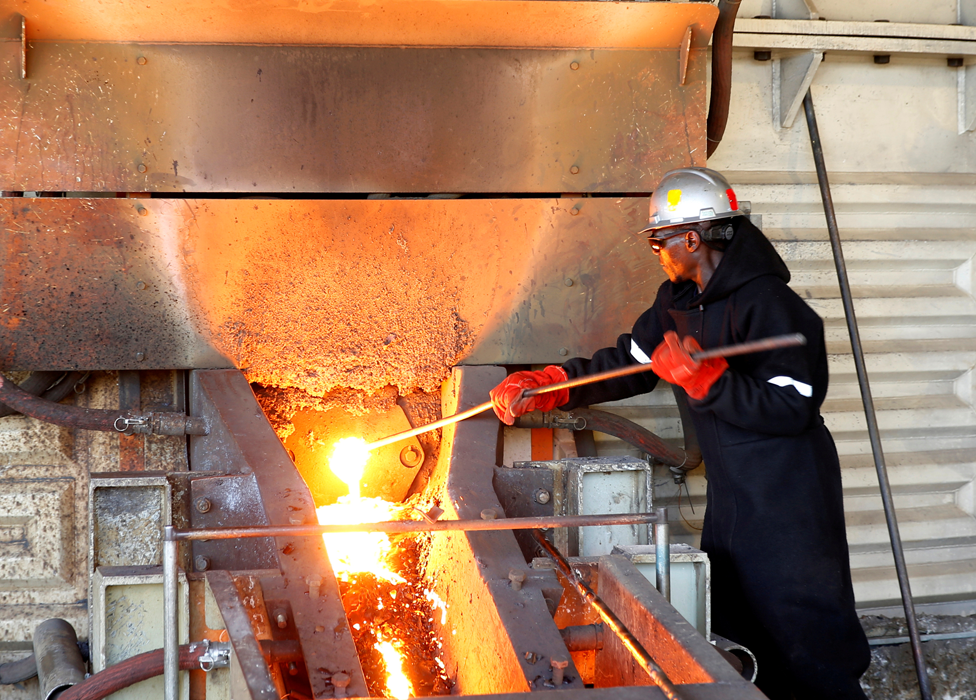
[198,641,232,672]
[113,415,148,433]
[544,412,587,431]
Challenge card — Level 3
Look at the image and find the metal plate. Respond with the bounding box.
[0,42,706,194]
[0,198,667,395]
[283,405,424,506]
[1,1,716,48]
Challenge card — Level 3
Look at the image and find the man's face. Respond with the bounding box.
[648,227,697,283]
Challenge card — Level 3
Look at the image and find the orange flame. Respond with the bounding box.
[375,637,415,700]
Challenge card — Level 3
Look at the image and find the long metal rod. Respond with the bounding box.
[172,511,663,541]
[654,507,671,601]
[366,333,806,450]
[530,530,682,700]
[803,89,932,700]
[163,526,179,700]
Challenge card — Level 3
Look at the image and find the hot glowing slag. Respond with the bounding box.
[316,436,433,699]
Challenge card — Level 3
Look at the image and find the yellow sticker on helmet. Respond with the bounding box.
[667,189,682,211]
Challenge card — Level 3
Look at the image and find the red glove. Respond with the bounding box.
[651,331,728,400]
[489,366,570,425]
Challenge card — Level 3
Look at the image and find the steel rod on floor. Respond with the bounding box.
[530,530,683,700]
[172,511,663,541]
[803,89,932,700]
[163,526,179,700]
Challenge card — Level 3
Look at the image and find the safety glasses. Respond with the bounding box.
[647,228,694,255]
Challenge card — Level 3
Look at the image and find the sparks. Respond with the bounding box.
[328,437,371,499]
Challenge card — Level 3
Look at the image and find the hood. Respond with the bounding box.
[691,217,791,306]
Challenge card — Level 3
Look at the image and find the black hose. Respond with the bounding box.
[706,0,741,158]
[802,89,932,700]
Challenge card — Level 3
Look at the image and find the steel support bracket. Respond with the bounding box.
[775,50,823,128]
[960,63,976,133]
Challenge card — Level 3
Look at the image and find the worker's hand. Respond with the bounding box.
[651,331,728,400]
[489,366,570,425]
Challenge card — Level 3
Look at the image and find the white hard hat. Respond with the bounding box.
[640,167,741,234]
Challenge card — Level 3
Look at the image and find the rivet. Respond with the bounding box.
[559,348,569,357]
[534,488,551,505]
[569,165,580,175]
[135,281,147,290]
[333,672,351,698]
[135,352,146,362]
[137,56,148,65]
[570,206,581,216]
[137,206,148,217]
[509,569,526,591]
[137,164,148,173]
[194,497,212,513]
[194,555,210,572]
[570,61,580,70]
[551,657,569,685]
[564,278,574,287]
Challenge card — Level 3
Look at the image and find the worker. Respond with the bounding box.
[489,167,871,699]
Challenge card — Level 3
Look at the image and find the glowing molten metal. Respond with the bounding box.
[316,436,420,699]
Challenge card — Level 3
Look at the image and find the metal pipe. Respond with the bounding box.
[530,530,683,700]
[654,507,671,602]
[706,0,742,158]
[367,333,806,450]
[32,619,86,700]
[802,89,932,700]
[163,527,179,700]
[173,511,663,541]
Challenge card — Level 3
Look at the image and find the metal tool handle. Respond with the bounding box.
[367,333,806,450]
[524,332,806,397]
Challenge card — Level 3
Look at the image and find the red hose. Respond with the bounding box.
[0,374,129,432]
[57,641,304,700]
[57,644,207,700]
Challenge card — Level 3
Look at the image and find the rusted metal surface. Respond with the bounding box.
[0,198,666,394]
[595,556,743,688]
[424,366,580,694]
[2,1,716,48]
[0,42,707,194]
[190,369,367,699]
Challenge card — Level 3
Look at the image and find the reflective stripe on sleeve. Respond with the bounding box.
[630,339,652,365]
[768,375,813,398]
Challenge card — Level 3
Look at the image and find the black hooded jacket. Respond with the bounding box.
[560,219,870,698]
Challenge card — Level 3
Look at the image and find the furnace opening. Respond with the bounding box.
[256,384,453,698]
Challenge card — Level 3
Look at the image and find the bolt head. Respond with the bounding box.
[551,657,570,669]
[569,165,580,175]
[332,672,351,688]
[194,497,212,513]
[509,568,526,583]
[480,508,497,520]
[570,61,580,70]
[135,352,146,362]
[564,277,574,287]
[137,56,148,65]
[135,280,147,290]
[194,555,210,571]
[570,207,581,216]
[558,348,568,357]
[534,488,551,505]
[137,164,148,173]
[399,444,423,468]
